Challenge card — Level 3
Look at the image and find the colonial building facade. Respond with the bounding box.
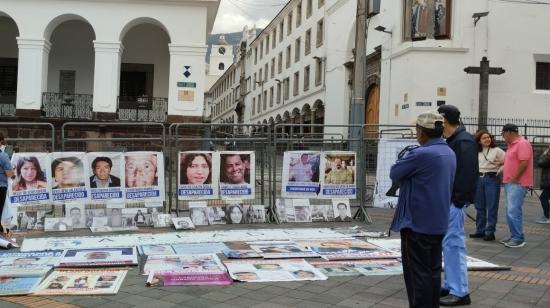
[209,0,357,136]
[366,0,550,125]
[0,0,219,123]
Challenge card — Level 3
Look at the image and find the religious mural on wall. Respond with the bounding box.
[403,0,451,41]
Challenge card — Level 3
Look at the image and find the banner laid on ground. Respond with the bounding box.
[300,239,399,260]
[51,152,90,202]
[8,153,52,206]
[219,151,255,199]
[178,151,219,200]
[0,277,42,296]
[224,259,327,282]
[310,259,403,277]
[373,139,419,208]
[33,269,128,295]
[319,151,357,199]
[281,151,321,198]
[124,152,165,202]
[142,253,227,276]
[0,250,63,277]
[87,152,125,202]
[56,247,138,268]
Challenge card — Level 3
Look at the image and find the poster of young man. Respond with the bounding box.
[8,153,52,206]
[86,153,125,203]
[319,151,357,199]
[124,152,165,203]
[219,151,255,199]
[177,151,219,200]
[65,203,86,229]
[281,151,321,198]
[51,152,90,202]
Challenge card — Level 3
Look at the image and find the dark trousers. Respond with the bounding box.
[475,175,501,235]
[401,229,444,308]
[0,187,6,223]
[540,188,550,218]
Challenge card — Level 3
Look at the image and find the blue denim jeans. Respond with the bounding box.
[504,183,527,242]
[540,188,550,218]
[443,203,469,297]
[475,175,501,235]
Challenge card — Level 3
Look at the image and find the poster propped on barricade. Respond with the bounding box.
[86,152,125,203]
[281,151,321,198]
[373,139,419,208]
[219,151,255,199]
[8,153,52,206]
[51,152,90,202]
[319,151,357,199]
[177,151,219,200]
[124,152,165,203]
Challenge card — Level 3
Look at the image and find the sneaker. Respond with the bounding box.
[504,240,526,248]
[535,217,550,224]
[499,237,511,244]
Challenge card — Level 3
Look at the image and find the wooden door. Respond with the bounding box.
[365,85,380,139]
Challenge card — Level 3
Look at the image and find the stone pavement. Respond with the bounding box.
[2,193,550,307]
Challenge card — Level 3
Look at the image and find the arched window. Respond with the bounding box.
[219,62,225,70]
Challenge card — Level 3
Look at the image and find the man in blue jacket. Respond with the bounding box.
[438,105,478,306]
[390,110,456,308]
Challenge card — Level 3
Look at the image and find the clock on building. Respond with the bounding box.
[219,47,226,55]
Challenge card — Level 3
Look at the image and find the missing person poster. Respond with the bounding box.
[219,151,255,199]
[8,153,52,206]
[33,269,128,296]
[281,151,321,198]
[0,250,63,277]
[124,152,165,202]
[86,152,125,202]
[224,259,327,282]
[177,151,219,200]
[56,247,138,268]
[51,152,90,202]
[0,277,42,296]
[319,151,357,199]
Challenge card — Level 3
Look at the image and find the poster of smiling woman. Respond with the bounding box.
[86,153,125,203]
[51,152,90,202]
[177,151,219,200]
[8,153,52,206]
[123,152,165,203]
[218,151,255,199]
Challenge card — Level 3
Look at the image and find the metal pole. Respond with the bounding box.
[350,0,368,151]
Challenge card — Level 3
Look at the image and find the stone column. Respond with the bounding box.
[92,41,124,116]
[311,107,317,135]
[167,44,207,121]
[16,38,51,115]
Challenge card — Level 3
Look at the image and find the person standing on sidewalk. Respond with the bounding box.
[0,134,15,239]
[390,111,456,308]
[438,105,478,306]
[470,129,505,241]
[536,146,550,224]
[497,123,533,247]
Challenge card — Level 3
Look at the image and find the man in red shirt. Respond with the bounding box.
[497,124,533,248]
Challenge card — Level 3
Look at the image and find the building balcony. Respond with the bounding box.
[0,90,16,117]
[41,92,93,120]
[117,96,167,122]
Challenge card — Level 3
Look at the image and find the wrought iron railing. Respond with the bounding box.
[462,116,550,143]
[117,96,167,122]
[0,90,16,117]
[41,92,93,120]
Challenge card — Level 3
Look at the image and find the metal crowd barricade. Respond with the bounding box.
[272,123,370,224]
[168,123,276,221]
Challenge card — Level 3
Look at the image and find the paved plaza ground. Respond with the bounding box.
[2,193,550,308]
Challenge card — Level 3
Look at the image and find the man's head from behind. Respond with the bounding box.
[437,104,461,137]
[415,111,444,144]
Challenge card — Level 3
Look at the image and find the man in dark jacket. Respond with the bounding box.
[390,110,456,308]
[536,146,550,224]
[438,105,478,306]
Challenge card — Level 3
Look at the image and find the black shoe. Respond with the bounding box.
[469,233,484,239]
[440,288,450,297]
[483,234,495,241]
[440,294,471,306]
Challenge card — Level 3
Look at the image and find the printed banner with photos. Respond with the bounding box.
[146,270,232,287]
[8,153,52,206]
[300,239,400,260]
[124,152,165,202]
[177,151,219,200]
[224,259,328,282]
[51,152,90,202]
[319,151,357,199]
[87,152,125,202]
[374,139,419,208]
[0,250,63,277]
[219,151,255,199]
[281,151,321,198]
[33,269,127,296]
[55,247,138,268]
[249,242,319,259]
[0,277,42,296]
[310,259,403,277]
[142,253,227,276]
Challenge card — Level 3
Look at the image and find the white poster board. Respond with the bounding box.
[124,152,165,203]
[51,152,90,202]
[86,153,125,203]
[281,151,321,198]
[8,153,52,206]
[219,151,255,199]
[319,151,357,199]
[177,151,219,200]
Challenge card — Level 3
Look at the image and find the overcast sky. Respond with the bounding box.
[212,0,287,34]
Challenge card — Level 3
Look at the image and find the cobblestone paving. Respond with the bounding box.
[2,193,550,307]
